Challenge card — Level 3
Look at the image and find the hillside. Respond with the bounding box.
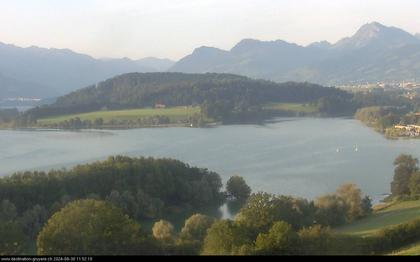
[170,22,420,85]
[19,72,352,126]
[0,42,175,98]
[390,241,420,255]
[335,200,420,237]
[0,73,57,100]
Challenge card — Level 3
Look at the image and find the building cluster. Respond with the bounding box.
[338,81,420,91]
[394,124,420,137]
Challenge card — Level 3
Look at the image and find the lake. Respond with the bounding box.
[1,118,420,202]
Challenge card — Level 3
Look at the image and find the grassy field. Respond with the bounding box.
[262,102,319,114]
[37,106,201,125]
[390,241,420,255]
[335,200,420,237]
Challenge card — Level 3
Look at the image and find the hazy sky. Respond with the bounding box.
[1,0,420,60]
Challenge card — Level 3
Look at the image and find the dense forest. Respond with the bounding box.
[17,72,354,126]
[0,156,224,220]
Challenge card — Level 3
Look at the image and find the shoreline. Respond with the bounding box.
[0,115,354,132]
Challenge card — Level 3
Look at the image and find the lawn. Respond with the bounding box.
[262,102,319,114]
[37,106,201,125]
[335,200,420,237]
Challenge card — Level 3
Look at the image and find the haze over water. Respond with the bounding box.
[2,118,420,201]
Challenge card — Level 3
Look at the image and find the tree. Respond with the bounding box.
[0,199,26,255]
[360,196,373,217]
[94,118,104,127]
[37,199,146,255]
[202,220,253,255]
[106,190,139,219]
[254,221,298,255]
[297,225,333,255]
[391,154,418,196]
[0,200,17,222]
[235,192,315,232]
[177,214,214,255]
[314,195,347,226]
[19,204,48,239]
[408,171,420,196]
[226,176,251,201]
[135,190,164,219]
[152,220,175,243]
[315,184,371,225]
[0,221,27,256]
[235,193,277,232]
[179,214,214,243]
[151,220,177,255]
[226,200,245,217]
[335,183,368,222]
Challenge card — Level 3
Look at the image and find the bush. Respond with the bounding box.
[226,176,251,201]
[297,225,333,255]
[254,221,298,255]
[372,218,420,253]
[202,220,253,255]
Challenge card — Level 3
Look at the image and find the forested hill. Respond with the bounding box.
[21,72,352,122]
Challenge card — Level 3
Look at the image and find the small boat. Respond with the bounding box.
[336,148,340,153]
[354,145,359,152]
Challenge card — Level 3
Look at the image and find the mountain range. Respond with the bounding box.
[1,22,420,100]
[0,42,174,99]
[170,22,420,85]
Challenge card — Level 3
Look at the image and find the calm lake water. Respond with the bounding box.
[1,118,420,202]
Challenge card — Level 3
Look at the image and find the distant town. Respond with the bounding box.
[2,97,41,102]
[338,80,420,91]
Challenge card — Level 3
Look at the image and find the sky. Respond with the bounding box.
[0,0,420,60]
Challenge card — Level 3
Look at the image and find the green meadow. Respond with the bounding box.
[37,106,201,125]
[335,200,420,237]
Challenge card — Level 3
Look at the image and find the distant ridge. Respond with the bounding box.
[2,22,420,99]
[170,22,420,85]
[333,22,420,49]
[0,42,175,99]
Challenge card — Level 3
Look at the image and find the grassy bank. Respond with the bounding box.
[335,200,420,237]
